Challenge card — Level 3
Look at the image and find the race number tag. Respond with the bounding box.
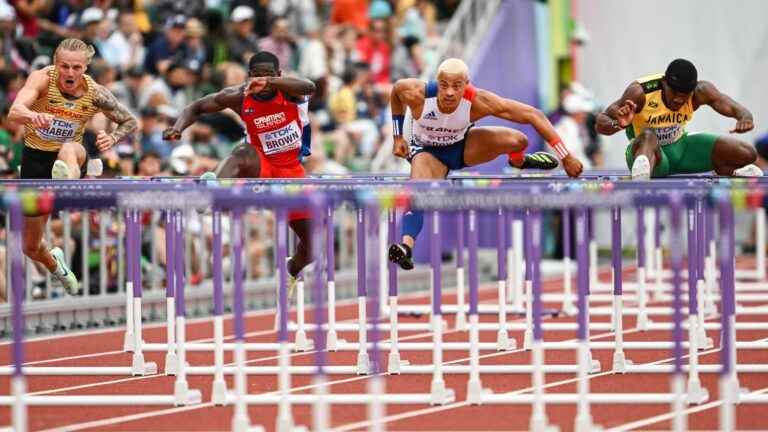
[36,118,79,142]
[258,121,302,155]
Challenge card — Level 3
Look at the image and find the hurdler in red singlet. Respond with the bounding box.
[164,50,317,280]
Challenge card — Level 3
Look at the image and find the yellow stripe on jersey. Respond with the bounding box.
[626,73,695,145]
[24,66,100,152]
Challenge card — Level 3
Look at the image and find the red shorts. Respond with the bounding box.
[259,153,309,222]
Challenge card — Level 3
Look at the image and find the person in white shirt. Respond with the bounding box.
[554,92,596,170]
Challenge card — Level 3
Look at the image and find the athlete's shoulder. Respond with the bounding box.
[392,78,425,96]
[634,73,663,93]
[27,67,52,86]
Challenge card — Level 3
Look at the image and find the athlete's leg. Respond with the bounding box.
[462,126,558,169]
[23,214,56,272]
[402,152,448,247]
[711,135,758,176]
[389,151,448,270]
[629,128,662,178]
[287,218,311,277]
[53,141,87,179]
[463,126,528,166]
[215,143,261,178]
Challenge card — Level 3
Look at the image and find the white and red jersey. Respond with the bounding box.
[405,80,476,147]
[241,90,309,166]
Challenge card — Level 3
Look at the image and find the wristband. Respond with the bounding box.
[549,138,569,159]
[392,115,405,136]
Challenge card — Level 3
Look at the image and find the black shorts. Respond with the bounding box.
[20,146,86,179]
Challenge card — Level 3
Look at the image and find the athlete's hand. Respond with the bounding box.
[616,100,637,128]
[392,136,409,159]
[162,127,182,141]
[562,154,583,178]
[95,131,116,152]
[30,112,54,129]
[731,116,754,133]
[244,77,269,95]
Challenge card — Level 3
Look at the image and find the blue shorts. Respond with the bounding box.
[407,127,472,172]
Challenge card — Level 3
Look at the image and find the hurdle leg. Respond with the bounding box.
[512,216,524,311]
[610,208,629,373]
[455,210,467,330]
[294,279,310,351]
[465,210,486,404]
[528,210,557,432]
[574,208,601,432]
[429,211,454,405]
[561,209,577,315]
[326,207,339,351]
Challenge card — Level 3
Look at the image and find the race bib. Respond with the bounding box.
[258,121,302,155]
[36,118,79,142]
[653,125,684,146]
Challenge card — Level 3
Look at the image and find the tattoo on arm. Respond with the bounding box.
[93,84,138,142]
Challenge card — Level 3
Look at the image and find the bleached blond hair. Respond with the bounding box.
[437,58,469,79]
[54,38,96,64]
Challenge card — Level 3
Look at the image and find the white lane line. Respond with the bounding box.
[605,385,768,432]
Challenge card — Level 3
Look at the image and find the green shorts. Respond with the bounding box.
[625,132,719,177]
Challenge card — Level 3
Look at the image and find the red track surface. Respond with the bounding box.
[2,264,768,432]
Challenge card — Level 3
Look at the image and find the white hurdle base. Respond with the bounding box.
[288,321,447,332]
[143,341,507,352]
[0,364,158,376]
[225,393,452,405]
[481,393,678,404]
[186,364,590,375]
[0,393,200,406]
[624,364,768,374]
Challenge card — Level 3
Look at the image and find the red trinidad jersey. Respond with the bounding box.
[240,90,309,167]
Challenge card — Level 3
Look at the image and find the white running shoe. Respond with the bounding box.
[51,247,80,295]
[51,160,72,179]
[631,155,651,180]
[732,164,764,177]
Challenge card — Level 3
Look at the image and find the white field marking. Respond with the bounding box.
[33,321,646,432]
[605,381,768,431]
[3,263,605,349]
[328,330,768,432]
[25,322,485,396]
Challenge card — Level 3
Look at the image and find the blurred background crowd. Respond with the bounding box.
[0,0,465,180]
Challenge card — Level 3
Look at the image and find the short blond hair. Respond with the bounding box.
[54,38,96,64]
[437,58,469,79]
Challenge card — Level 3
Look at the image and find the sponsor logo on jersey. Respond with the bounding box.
[253,112,287,129]
[258,121,302,155]
[423,110,438,120]
[35,118,79,142]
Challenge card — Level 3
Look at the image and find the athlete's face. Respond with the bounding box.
[436,71,468,112]
[249,62,279,96]
[661,79,692,111]
[55,49,88,94]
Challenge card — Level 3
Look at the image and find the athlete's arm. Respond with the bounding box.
[245,76,316,97]
[390,78,423,158]
[472,89,561,143]
[8,68,53,128]
[471,88,583,177]
[693,81,754,133]
[595,83,645,136]
[92,84,139,151]
[164,86,243,140]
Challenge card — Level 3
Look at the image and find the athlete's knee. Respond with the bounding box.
[502,129,528,151]
[22,239,44,260]
[734,142,757,165]
[632,129,658,152]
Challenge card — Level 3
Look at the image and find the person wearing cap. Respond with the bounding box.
[78,7,104,60]
[162,50,316,291]
[228,5,260,64]
[144,14,187,75]
[596,58,760,179]
[0,2,37,74]
[555,92,597,170]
